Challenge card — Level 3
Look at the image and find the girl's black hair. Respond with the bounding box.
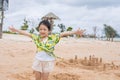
[37,20,51,31]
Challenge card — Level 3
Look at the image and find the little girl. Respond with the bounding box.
[9,20,85,80]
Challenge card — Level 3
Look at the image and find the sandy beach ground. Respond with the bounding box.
[0,34,120,80]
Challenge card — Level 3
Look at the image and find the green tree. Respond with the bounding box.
[29,28,35,33]
[67,27,73,37]
[67,27,73,31]
[21,18,29,30]
[58,23,66,32]
[104,24,117,41]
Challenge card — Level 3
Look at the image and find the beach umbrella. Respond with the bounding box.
[41,12,60,20]
[41,12,60,29]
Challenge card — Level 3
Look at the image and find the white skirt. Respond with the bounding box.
[32,58,55,73]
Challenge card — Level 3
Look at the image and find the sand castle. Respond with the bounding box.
[56,55,120,71]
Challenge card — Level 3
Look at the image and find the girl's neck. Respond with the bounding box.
[40,36,48,41]
[41,36,48,39]
[39,34,48,39]
[40,37,48,43]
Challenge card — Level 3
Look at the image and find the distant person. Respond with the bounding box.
[9,20,85,80]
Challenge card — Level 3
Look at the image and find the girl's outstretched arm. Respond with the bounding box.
[9,26,32,38]
[60,28,85,38]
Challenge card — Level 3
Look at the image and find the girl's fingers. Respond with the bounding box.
[9,26,17,32]
[75,28,86,36]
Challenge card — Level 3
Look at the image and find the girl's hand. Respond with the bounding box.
[9,26,32,37]
[75,28,85,36]
[9,26,18,32]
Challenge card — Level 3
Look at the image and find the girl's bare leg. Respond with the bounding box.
[34,71,42,80]
[42,72,49,80]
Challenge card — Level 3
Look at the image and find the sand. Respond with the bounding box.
[0,34,120,80]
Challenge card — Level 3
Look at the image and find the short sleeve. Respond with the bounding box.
[31,33,38,41]
[53,33,60,44]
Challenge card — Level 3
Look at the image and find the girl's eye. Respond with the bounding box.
[39,29,46,31]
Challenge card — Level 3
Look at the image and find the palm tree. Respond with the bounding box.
[29,28,34,33]
[58,24,66,32]
[67,27,73,37]
[21,18,29,30]
[67,27,73,31]
[104,24,117,42]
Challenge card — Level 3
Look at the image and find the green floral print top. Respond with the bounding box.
[31,33,60,58]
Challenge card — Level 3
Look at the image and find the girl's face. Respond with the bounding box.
[39,24,50,38]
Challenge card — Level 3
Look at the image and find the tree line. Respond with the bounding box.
[3,18,119,42]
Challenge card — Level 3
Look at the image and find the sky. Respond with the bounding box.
[2,0,120,35]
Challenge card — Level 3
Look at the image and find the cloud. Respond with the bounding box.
[37,0,120,8]
[3,0,120,35]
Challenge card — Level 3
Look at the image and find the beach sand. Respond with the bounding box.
[0,34,120,80]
